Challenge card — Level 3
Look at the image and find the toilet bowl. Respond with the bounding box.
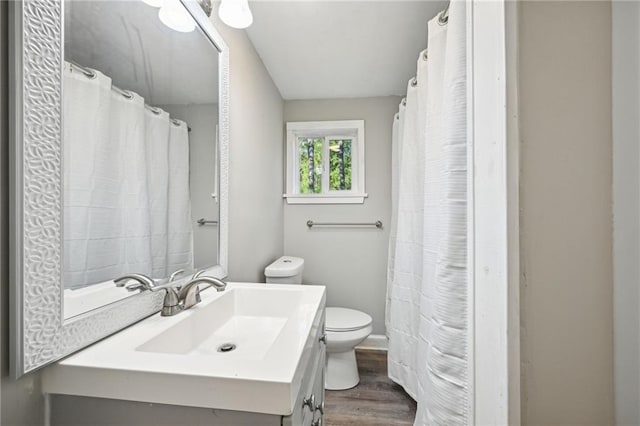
[325,307,373,390]
[264,256,373,390]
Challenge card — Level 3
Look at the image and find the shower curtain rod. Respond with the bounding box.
[68,61,191,132]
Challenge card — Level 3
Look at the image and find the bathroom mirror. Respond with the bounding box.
[9,0,229,377]
[62,0,222,318]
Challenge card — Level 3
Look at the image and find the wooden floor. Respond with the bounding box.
[324,350,416,426]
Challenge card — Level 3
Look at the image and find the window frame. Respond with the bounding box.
[284,120,367,204]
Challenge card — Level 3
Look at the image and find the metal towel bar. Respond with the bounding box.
[196,218,218,226]
[306,220,382,229]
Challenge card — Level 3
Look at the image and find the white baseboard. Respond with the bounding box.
[356,334,388,351]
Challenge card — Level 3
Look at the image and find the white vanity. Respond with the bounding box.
[9,0,331,423]
[43,283,327,425]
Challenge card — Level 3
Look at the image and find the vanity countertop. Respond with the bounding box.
[42,282,326,415]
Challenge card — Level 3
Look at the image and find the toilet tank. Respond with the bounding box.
[265,256,304,284]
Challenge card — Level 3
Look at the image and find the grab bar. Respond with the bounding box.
[196,218,218,226]
[306,220,383,229]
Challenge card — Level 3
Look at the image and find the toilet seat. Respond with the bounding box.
[325,307,372,332]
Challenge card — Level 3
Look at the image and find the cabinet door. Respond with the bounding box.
[284,351,320,426]
[302,348,324,426]
[283,310,326,426]
[310,346,326,426]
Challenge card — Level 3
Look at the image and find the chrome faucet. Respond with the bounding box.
[114,273,182,316]
[114,273,156,292]
[174,268,205,291]
[178,276,227,311]
[155,284,182,316]
[192,269,207,279]
[114,273,227,317]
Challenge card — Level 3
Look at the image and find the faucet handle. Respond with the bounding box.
[160,288,182,316]
[183,285,202,309]
[169,269,185,282]
[149,283,182,316]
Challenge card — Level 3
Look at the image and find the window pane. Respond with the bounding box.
[298,137,323,194]
[329,139,352,191]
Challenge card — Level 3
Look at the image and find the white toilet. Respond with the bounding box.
[265,256,373,390]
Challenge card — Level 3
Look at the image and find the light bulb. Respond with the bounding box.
[159,0,196,33]
[141,0,163,8]
[218,0,253,29]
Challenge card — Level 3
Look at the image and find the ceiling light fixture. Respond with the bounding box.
[141,0,163,7]
[158,0,196,33]
[218,0,253,29]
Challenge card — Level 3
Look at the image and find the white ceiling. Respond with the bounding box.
[65,0,219,105]
[245,1,448,100]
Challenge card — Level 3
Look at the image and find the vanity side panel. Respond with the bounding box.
[50,395,282,426]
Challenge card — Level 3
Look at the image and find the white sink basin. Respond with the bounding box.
[42,283,326,415]
[138,287,303,359]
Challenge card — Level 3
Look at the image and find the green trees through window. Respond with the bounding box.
[329,139,352,191]
[298,137,352,193]
[298,138,323,194]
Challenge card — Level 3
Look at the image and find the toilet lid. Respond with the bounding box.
[325,307,372,332]
[265,256,304,278]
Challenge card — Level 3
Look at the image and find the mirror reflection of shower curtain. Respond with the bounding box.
[64,64,123,288]
[110,90,153,280]
[167,121,194,274]
[386,2,468,425]
[63,63,194,288]
[145,109,170,279]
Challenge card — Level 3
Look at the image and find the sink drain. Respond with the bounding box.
[217,343,237,353]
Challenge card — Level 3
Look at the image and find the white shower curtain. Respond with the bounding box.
[387,3,468,425]
[63,62,194,287]
[145,108,171,279]
[109,90,154,279]
[167,120,194,273]
[64,63,120,288]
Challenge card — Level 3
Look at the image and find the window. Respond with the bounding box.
[285,120,366,204]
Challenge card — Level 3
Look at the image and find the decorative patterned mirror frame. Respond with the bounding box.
[8,0,229,378]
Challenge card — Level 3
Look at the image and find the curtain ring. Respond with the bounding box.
[438,7,449,25]
[422,50,428,61]
[410,77,418,88]
[70,62,97,80]
[402,98,407,107]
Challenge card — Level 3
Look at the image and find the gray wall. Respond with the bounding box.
[612,2,640,423]
[518,1,614,424]
[160,103,220,270]
[209,14,285,282]
[283,97,400,335]
[1,2,45,425]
